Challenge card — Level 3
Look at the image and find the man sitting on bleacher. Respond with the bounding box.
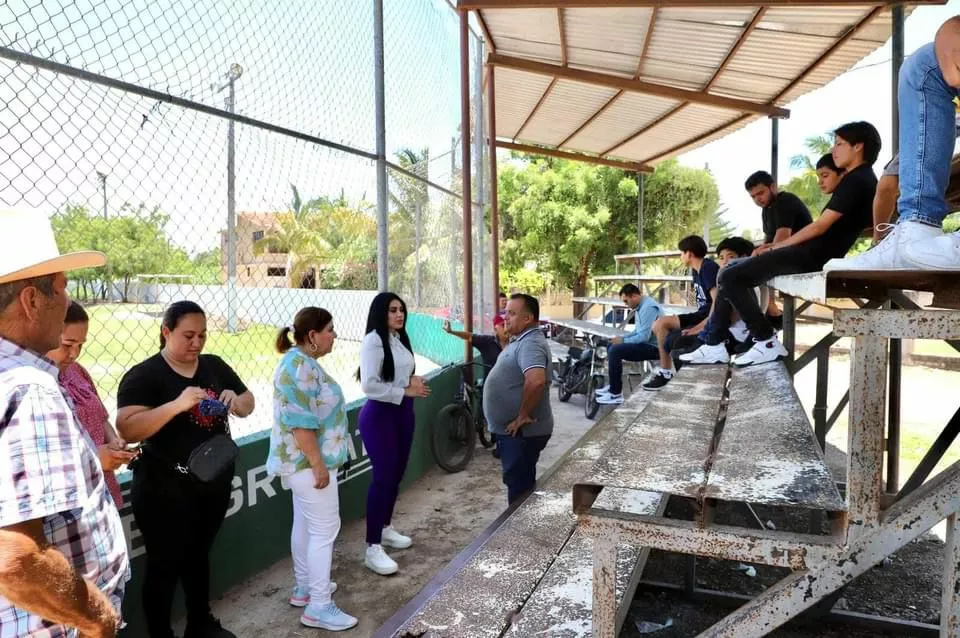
[824,17,960,271]
[681,121,880,367]
[595,284,663,406]
[638,235,719,390]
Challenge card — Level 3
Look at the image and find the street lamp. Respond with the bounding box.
[214,64,243,333]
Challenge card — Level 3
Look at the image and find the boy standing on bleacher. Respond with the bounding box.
[639,235,719,390]
[682,121,880,367]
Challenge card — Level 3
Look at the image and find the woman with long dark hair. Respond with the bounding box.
[267,307,357,631]
[356,292,429,576]
[116,301,255,638]
[46,301,136,506]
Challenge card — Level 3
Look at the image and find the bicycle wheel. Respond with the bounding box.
[476,412,494,449]
[432,403,477,473]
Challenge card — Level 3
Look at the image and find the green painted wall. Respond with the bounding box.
[117,360,460,634]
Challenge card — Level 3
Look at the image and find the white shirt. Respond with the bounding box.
[359,331,416,405]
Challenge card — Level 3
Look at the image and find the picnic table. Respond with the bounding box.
[549,317,629,341]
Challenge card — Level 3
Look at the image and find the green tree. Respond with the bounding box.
[498,156,719,298]
[789,133,834,172]
[785,132,835,213]
[52,204,196,301]
[255,186,377,289]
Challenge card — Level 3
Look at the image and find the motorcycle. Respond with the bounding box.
[554,333,608,419]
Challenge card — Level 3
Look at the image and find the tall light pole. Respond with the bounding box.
[96,171,108,219]
[215,63,243,333]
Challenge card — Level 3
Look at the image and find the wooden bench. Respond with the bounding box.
[384,389,667,638]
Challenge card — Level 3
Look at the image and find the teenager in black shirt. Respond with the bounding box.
[681,121,880,368]
[117,301,255,638]
[745,170,814,247]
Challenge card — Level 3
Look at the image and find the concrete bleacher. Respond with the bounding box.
[386,356,839,637]
[390,392,662,638]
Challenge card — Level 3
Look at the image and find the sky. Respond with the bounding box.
[679,1,960,236]
[0,0,958,253]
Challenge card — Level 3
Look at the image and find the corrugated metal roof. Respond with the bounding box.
[477,2,932,169]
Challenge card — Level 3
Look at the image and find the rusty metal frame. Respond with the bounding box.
[579,279,960,636]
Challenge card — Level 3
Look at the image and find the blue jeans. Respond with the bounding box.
[897,42,960,227]
[607,342,659,394]
[496,434,550,504]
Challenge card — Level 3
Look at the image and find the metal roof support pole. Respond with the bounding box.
[460,10,474,332]
[374,0,388,291]
[488,63,500,309]
[771,117,779,183]
[474,34,485,327]
[636,173,645,274]
[887,3,905,494]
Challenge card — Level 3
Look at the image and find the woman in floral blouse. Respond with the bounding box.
[267,307,357,632]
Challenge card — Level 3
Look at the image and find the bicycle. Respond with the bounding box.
[433,361,495,473]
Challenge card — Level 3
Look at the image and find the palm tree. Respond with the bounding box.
[789,133,834,172]
[253,184,328,288]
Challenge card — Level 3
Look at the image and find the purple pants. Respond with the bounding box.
[358,396,416,544]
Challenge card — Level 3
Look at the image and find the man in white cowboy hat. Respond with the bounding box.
[0,211,129,637]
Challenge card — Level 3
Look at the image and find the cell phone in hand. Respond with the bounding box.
[199,398,229,417]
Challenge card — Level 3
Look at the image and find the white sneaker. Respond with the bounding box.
[290,582,338,607]
[594,385,611,396]
[364,544,398,576]
[596,393,624,405]
[679,343,730,365]
[300,602,358,631]
[381,525,412,549]
[902,230,960,270]
[823,221,941,271]
[732,337,787,367]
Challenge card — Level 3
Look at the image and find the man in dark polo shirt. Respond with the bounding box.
[482,294,553,504]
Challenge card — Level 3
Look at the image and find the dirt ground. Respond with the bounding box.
[624,498,944,637]
[198,393,598,638]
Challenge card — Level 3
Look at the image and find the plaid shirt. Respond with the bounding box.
[0,337,129,637]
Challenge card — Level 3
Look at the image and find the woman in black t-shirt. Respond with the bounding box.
[117,301,254,638]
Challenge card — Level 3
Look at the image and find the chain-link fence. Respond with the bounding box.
[0,0,491,436]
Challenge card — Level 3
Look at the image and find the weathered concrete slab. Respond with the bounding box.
[770,269,960,306]
[575,366,727,501]
[395,374,652,638]
[704,363,845,512]
[508,490,665,637]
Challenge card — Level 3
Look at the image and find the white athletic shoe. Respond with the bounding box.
[902,230,960,270]
[732,337,787,367]
[679,343,730,365]
[381,525,412,549]
[300,602,358,631]
[596,393,624,405]
[364,544,398,576]
[289,582,338,607]
[822,221,940,271]
[594,385,611,396]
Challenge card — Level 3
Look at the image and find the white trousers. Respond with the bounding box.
[284,467,341,605]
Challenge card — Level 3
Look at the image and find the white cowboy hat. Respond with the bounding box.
[0,210,106,284]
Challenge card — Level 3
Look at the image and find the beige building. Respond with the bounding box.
[221,212,290,288]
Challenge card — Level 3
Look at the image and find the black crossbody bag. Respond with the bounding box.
[145,429,239,483]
